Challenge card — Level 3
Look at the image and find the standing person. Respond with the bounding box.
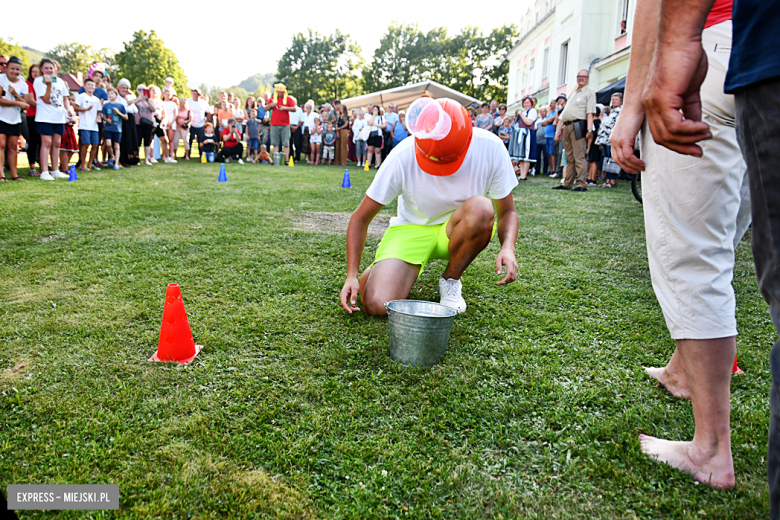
[596,93,623,188]
[475,103,493,131]
[101,87,128,171]
[551,94,567,178]
[493,104,507,135]
[383,103,399,159]
[541,100,557,176]
[535,107,549,176]
[163,88,179,160]
[164,77,176,99]
[58,95,78,171]
[611,0,753,492]
[116,79,140,167]
[34,58,71,180]
[172,97,191,160]
[187,88,207,160]
[585,106,602,186]
[245,109,261,162]
[553,71,595,191]
[149,86,172,163]
[82,70,109,167]
[352,109,367,167]
[232,97,244,126]
[339,97,518,316]
[0,55,7,75]
[134,85,156,166]
[266,84,296,164]
[0,56,31,181]
[25,64,41,176]
[74,77,101,171]
[288,102,303,163]
[301,101,316,163]
[365,105,386,169]
[510,97,538,180]
[335,104,349,166]
[391,109,409,147]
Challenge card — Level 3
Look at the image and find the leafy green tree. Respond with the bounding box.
[115,30,188,92]
[363,23,518,103]
[0,38,31,73]
[276,30,364,103]
[49,42,94,75]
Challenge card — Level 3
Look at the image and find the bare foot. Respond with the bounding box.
[644,366,691,399]
[639,435,735,489]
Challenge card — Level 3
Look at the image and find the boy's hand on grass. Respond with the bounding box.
[340,277,361,313]
[495,248,518,286]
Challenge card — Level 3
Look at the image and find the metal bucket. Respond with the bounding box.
[385,300,458,366]
[272,152,283,166]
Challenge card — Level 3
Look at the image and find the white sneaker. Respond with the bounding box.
[52,171,70,179]
[225,158,230,163]
[40,171,55,181]
[237,158,244,164]
[145,160,153,166]
[439,277,467,314]
[150,157,158,164]
[163,157,175,164]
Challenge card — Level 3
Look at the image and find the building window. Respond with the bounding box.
[535,10,540,24]
[619,0,630,35]
[559,42,569,86]
[516,69,522,96]
[522,65,529,92]
[542,47,549,82]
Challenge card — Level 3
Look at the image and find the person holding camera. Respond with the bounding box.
[217,118,244,163]
[33,58,71,180]
[172,97,191,160]
[553,70,596,191]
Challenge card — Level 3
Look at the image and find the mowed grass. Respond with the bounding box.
[0,159,774,519]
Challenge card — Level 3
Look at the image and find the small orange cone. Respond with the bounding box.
[149,283,202,363]
[733,353,744,375]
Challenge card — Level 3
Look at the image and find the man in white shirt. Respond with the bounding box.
[340,98,519,316]
[288,103,304,163]
[187,88,207,160]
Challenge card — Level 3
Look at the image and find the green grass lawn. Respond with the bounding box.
[0,160,774,519]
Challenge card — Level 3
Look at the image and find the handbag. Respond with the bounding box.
[358,124,371,141]
[140,117,155,128]
[602,157,621,174]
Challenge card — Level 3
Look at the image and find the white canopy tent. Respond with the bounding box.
[341,81,481,111]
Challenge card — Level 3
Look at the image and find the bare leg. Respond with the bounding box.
[640,337,736,489]
[0,135,5,177]
[645,345,691,398]
[519,161,531,179]
[441,196,495,280]
[283,146,290,164]
[375,149,382,168]
[360,259,421,316]
[50,134,61,173]
[7,136,19,178]
[40,135,52,173]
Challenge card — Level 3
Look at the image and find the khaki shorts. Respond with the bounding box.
[270,125,290,149]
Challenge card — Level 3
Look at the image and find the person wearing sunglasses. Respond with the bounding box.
[0,55,8,75]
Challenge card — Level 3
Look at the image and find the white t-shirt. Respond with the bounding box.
[366,128,518,227]
[33,76,69,123]
[163,100,178,129]
[351,118,366,143]
[302,111,317,133]
[74,92,100,131]
[0,74,29,125]
[188,98,207,128]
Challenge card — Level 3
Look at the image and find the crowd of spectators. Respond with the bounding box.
[0,55,624,184]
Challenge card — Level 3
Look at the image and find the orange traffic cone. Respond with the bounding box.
[149,283,202,363]
[733,353,744,375]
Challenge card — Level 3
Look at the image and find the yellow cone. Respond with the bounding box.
[201,153,207,163]
[289,157,294,167]
[364,161,370,171]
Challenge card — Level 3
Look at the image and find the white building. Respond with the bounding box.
[506,0,636,112]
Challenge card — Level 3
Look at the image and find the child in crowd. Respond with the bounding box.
[59,94,79,169]
[245,109,260,162]
[257,144,271,164]
[74,77,101,171]
[498,117,513,148]
[100,87,128,170]
[322,123,336,165]
[199,122,217,162]
[310,118,322,165]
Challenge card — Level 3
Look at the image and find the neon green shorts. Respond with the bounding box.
[373,217,496,275]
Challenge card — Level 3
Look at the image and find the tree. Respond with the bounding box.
[0,38,31,73]
[114,31,188,93]
[363,23,518,103]
[276,30,364,103]
[49,42,93,75]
